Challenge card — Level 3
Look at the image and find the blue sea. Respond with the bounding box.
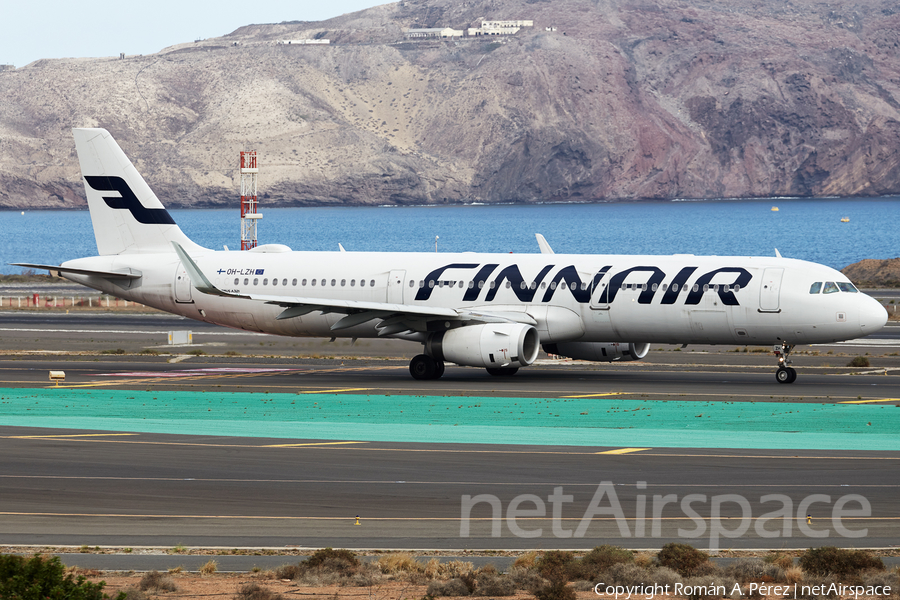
[2,197,898,275]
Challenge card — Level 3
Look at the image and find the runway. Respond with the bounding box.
[0,311,899,550]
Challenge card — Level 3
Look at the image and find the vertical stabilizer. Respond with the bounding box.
[73,128,205,255]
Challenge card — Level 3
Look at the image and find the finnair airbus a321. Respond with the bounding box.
[15,129,888,383]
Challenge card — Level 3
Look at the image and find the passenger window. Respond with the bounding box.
[272,279,278,286]
[351,279,356,287]
[361,279,366,287]
[428,280,435,288]
[702,284,709,292]
[409,280,415,288]
[331,279,336,286]
[419,280,425,288]
[263,278,268,285]
[283,279,288,286]
[253,278,259,286]
[301,279,306,286]
[734,284,740,292]
[234,278,239,285]
[311,279,317,286]
[823,281,839,294]
[370,279,375,287]
[478,281,484,289]
[837,282,858,293]
[490,281,496,289]
[320,279,325,286]
[809,282,822,294]
[467,281,474,289]
[661,283,667,291]
[550,281,558,290]
[341,279,346,286]
[651,283,658,292]
[292,279,297,286]
[244,278,249,285]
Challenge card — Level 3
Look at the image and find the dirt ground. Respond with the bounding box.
[92,572,536,600]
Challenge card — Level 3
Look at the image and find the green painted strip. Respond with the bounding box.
[0,388,898,451]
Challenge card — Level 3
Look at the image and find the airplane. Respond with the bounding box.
[14,128,888,383]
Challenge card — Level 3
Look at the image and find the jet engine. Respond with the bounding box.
[426,323,540,368]
[542,341,650,362]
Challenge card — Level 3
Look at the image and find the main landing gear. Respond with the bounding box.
[774,342,797,384]
[409,354,445,380]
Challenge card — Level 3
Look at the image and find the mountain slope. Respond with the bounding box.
[1,0,899,208]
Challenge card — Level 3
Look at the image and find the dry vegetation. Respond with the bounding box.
[47,546,900,600]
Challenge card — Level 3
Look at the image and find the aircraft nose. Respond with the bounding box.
[860,295,888,333]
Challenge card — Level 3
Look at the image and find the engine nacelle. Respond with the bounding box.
[427,323,540,369]
[543,341,650,362]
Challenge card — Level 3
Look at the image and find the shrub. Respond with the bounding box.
[514,551,539,570]
[576,545,634,579]
[303,548,360,576]
[0,554,121,600]
[601,563,653,586]
[650,566,682,587]
[784,566,803,585]
[799,547,884,578]
[426,578,471,597]
[507,565,547,592]
[423,560,474,580]
[726,558,783,583]
[536,550,576,583]
[139,571,177,592]
[377,552,422,574]
[533,581,577,600]
[656,543,711,577]
[235,583,284,600]
[200,560,218,575]
[861,571,900,597]
[274,564,302,580]
[847,356,870,368]
[475,573,516,596]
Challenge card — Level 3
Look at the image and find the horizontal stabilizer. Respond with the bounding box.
[9,262,142,279]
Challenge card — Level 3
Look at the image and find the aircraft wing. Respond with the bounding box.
[172,243,534,334]
[9,262,142,279]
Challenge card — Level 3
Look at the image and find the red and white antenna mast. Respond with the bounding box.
[240,150,261,250]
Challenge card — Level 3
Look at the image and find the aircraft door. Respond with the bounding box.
[174,263,193,303]
[759,268,783,312]
[388,270,406,304]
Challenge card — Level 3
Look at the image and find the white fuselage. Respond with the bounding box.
[61,249,886,347]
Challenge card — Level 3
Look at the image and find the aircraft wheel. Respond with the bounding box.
[486,367,519,377]
[775,367,795,384]
[410,354,437,380]
[434,360,445,379]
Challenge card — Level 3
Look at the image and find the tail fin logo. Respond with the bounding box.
[84,176,176,225]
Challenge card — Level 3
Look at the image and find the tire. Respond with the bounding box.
[486,367,519,377]
[410,354,437,380]
[786,367,797,383]
[433,360,445,379]
[776,367,792,384]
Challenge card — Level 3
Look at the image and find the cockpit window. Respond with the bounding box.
[823,281,839,294]
[809,282,822,294]
[837,282,858,293]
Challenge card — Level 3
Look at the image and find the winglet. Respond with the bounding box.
[536,233,555,254]
[172,242,244,298]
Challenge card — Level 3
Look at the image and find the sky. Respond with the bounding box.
[1,0,385,68]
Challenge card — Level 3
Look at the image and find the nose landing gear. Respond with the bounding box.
[774,342,797,383]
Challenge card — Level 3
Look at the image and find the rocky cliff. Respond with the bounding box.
[2,0,900,209]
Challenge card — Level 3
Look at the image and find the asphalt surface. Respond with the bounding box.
[0,311,898,554]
